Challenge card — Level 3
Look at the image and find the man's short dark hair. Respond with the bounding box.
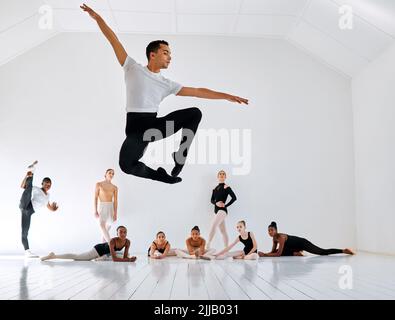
[42,177,52,184]
[146,40,169,61]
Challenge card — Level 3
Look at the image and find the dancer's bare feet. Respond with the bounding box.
[129,256,137,262]
[41,252,55,261]
[343,248,355,255]
[258,251,266,257]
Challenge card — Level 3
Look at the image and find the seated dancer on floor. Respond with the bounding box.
[41,226,137,262]
[258,221,355,257]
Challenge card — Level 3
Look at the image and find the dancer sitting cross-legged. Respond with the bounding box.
[258,221,355,257]
[215,220,258,260]
[175,226,215,260]
[41,226,136,262]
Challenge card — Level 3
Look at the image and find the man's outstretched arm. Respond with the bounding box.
[177,87,248,105]
[80,3,127,66]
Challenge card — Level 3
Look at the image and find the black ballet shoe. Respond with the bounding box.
[171,152,185,177]
[157,167,182,184]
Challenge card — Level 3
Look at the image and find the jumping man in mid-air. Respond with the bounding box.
[81,4,249,184]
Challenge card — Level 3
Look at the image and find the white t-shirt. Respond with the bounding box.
[31,186,50,212]
[123,56,183,113]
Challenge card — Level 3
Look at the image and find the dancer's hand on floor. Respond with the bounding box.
[227,95,249,105]
[80,3,100,20]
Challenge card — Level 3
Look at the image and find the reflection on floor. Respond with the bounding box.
[0,252,394,300]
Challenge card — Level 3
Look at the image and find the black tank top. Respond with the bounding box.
[147,241,169,256]
[94,240,127,257]
[239,232,257,255]
[211,183,237,214]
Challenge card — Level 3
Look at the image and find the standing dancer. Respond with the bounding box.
[80,4,248,184]
[19,161,58,258]
[207,170,237,249]
[94,169,118,242]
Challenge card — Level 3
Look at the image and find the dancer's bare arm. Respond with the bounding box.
[80,4,127,66]
[246,232,258,256]
[262,235,285,257]
[113,186,118,221]
[215,238,239,257]
[94,183,100,218]
[20,172,32,189]
[177,87,248,105]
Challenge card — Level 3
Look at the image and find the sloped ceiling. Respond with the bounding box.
[1,0,394,77]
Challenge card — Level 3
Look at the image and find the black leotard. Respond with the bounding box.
[239,232,257,255]
[94,240,127,257]
[147,241,169,256]
[211,183,237,214]
[281,234,343,256]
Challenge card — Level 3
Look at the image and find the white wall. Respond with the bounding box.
[353,43,395,255]
[0,33,355,254]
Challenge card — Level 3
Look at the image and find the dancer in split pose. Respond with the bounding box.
[258,221,355,257]
[94,169,118,242]
[175,226,215,260]
[215,221,258,260]
[81,4,248,184]
[19,161,58,258]
[41,226,137,262]
[148,231,177,259]
[207,170,236,249]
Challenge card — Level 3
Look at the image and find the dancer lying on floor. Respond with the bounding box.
[175,226,215,260]
[258,221,355,257]
[41,226,136,262]
[215,220,258,260]
[148,231,177,259]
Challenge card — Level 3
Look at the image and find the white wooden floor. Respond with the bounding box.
[1,252,395,300]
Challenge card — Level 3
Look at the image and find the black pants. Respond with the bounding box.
[119,107,202,181]
[283,238,343,256]
[19,176,35,250]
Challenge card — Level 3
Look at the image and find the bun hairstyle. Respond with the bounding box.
[238,220,246,227]
[268,221,277,230]
[191,226,200,232]
[105,168,114,177]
